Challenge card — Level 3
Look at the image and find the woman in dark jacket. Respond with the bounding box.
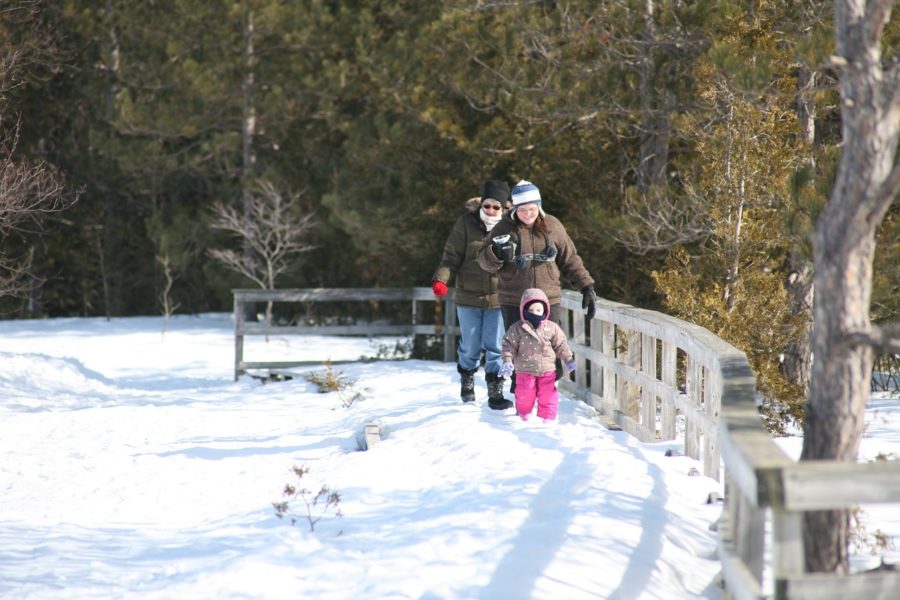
[432,180,514,409]
[477,179,597,390]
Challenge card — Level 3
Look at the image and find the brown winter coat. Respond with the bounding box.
[476,211,594,306]
[432,198,500,309]
[501,288,574,375]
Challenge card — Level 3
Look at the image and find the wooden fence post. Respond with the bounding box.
[772,508,804,594]
[641,333,658,436]
[660,341,677,440]
[704,366,721,480]
[590,318,603,411]
[602,321,615,406]
[234,293,244,381]
[572,308,587,390]
[443,294,457,363]
[624,329,642,419]
[736,492,765,589]
[685,355,700,460]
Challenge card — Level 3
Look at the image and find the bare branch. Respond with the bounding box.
[208,179,317,292]
[1,115,76,228]
[0,115,77,302]
[0,248,33,299]
[845,322,900,354]
[612,185,713,255]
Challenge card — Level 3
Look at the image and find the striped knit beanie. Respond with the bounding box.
[510,180,545,216]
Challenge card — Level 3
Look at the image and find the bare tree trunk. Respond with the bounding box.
[800,0,900,573]
[156,251,180,339]
[720,102,744,313]
[797,67,818,153]
[783,261,814,393]
[782,67,819,394]
[91,224,112,321]
[27,244,42,317]
[637,0,670,195]
[241,8,258,322]
[105,0,120,114]
[242,8,256,214]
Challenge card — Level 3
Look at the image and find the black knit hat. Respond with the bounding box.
[481,180,510,204]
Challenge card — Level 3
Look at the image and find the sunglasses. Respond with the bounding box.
[482,203,503,211]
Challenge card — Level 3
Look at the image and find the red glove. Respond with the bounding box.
[432,280,448,297]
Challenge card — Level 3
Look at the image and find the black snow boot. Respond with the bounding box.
[486,372,513,410]
[458,364,477,403]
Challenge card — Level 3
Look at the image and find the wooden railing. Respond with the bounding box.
[233,286,900,598]
[232,287,460,379]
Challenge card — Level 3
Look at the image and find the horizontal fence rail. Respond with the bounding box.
[232,287,460,379]
[233,286,900,598]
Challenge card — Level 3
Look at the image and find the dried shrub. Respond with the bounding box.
[273,465,343,533]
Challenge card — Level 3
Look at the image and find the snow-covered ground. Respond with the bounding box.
[0,314,896,599]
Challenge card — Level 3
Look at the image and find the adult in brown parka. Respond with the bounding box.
[477,179,596,391]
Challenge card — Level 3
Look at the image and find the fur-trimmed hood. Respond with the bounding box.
[465,197,482,213]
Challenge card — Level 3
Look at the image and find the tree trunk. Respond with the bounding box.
[783,260,814,393]
[637,0,670,195]
[796,67,818,153]
[241,8,258,322]
[783,67,818,394]
[800,0,900,573]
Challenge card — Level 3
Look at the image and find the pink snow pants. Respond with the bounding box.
[514,371,558,420]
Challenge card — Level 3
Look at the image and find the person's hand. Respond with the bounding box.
[432,280,448,297]
[581,287,597,320]
[565,360,576,374]
[498,362,514,378]
[491,235,516,262]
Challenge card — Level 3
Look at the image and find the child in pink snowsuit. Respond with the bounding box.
[498,288,574,421]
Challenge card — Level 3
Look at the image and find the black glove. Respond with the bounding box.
[491,235,516,262]
[581,286,597,320]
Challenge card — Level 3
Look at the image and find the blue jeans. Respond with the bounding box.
[456,306,504,374]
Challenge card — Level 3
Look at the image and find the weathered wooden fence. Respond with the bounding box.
[232,287,459,379]
[233,286,900,599]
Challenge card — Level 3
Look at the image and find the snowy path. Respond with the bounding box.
[1,314,728,599]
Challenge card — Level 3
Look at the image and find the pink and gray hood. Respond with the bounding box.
[519,287,550,322]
